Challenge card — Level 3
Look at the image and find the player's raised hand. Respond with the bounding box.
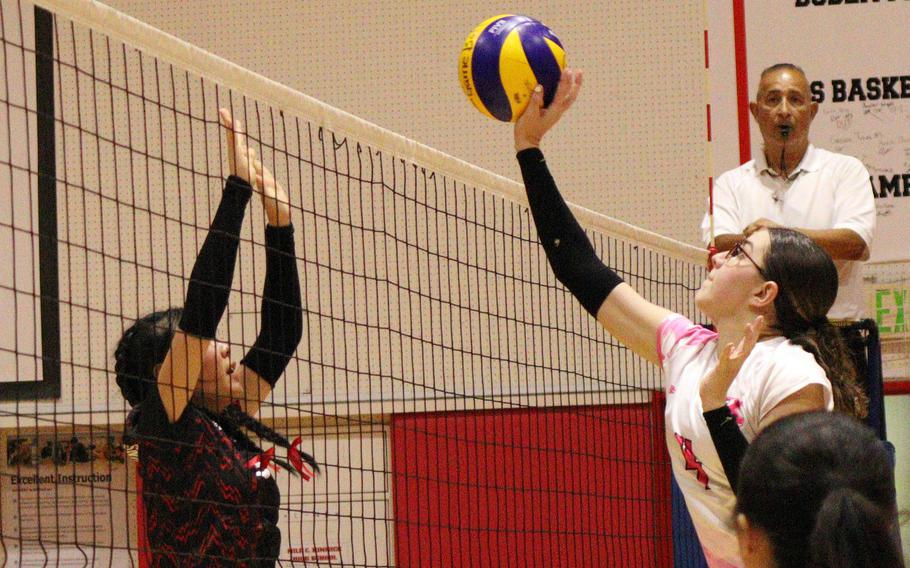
[514,68,583,152]
[700,315,765,410]
[219,108,256,184]
[253,159,291,227]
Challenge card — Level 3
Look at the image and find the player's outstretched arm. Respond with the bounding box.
[515,69,671,366]
[156,109,259,422]
[215,109,303,417]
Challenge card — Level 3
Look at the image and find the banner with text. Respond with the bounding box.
[721,0,910,262]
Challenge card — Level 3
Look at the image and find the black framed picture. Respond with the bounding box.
[0,5,60,400]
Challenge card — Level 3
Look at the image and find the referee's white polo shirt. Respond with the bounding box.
[701,144,875,320]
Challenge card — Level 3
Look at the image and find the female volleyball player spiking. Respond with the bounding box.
[114,108,317,567]
[513,69,867,568]
[735,411,902,568]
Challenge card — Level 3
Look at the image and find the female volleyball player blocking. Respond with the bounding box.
[736,411,902,568]
[115,109,317,567]
[514,70,866,568]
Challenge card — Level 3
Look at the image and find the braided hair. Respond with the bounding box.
[212,403,319,475]
[114,308,318,474]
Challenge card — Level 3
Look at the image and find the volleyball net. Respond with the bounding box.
[0,0,707,565]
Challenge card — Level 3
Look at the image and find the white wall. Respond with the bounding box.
[100,0,712,247]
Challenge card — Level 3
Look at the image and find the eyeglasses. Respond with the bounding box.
[726,240,766,279]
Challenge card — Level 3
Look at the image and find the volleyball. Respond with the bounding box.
[459,15,566,122]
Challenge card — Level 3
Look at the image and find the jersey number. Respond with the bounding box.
[674,433,710,490]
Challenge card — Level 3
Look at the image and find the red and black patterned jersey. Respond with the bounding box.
[129,393,280,567]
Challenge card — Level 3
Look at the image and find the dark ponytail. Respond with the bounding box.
[736,412,902,568]
[809,487,901,568]
[787,323,867,418]
[763,228,868,418]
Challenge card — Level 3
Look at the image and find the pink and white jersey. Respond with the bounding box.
[658,314,833,568]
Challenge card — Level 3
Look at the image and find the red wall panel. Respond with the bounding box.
[391,401,672,567]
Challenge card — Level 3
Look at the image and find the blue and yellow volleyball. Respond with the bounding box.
[459,15,566,122]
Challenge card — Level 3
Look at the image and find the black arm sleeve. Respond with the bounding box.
[516,148,623,317]
[240,224,303,387]
[703,405,749,493]
[178,176,253,338]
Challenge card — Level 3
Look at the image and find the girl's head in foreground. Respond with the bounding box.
[697,227,866,417]
[735,411,902,568]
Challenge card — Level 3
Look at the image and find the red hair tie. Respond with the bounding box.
[288,437,314,481]
[245,446,275,470]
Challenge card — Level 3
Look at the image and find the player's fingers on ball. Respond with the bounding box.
[568,71,583,100]
[525,87,544,115]
[219,108,233,127]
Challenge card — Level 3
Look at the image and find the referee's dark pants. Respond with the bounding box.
[835,319,885,439]
[837,319,903,553]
